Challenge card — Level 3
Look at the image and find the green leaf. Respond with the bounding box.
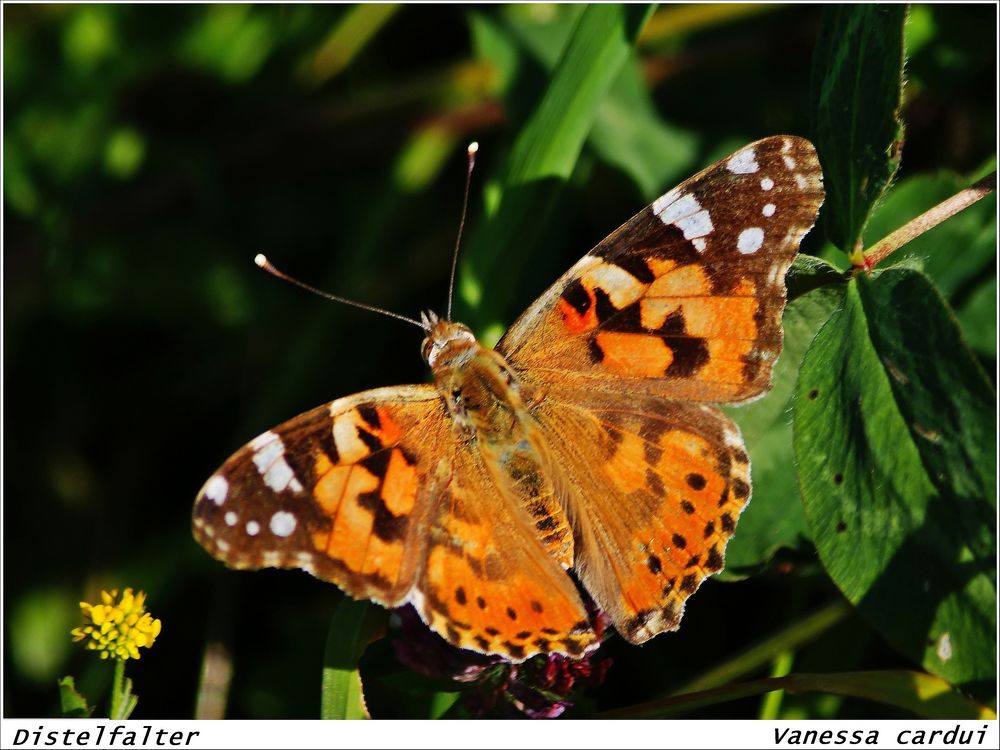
[588,57,699,201]
[321,598,387,720]
[957,275,997,357]
[58,675,94,718]
[502,4,653,186]
[9,588,77,684]
[603,669,996,720]
[856,270,995,505]
[724,257,846,570]
[298,4,401,85]
[862,171,997,358]
[458,3,655,330]
[793,269,996,694]
[811,5,907,254]
[786,252,849,302]
[428,691,461,719]
[495,4,698,200]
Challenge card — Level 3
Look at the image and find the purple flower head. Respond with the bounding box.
[391,604,613,718]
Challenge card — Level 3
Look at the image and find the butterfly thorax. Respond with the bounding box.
[422,317,525,439]
[421,315,575,567]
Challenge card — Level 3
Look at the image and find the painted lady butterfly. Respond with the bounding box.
[193,136,824,661]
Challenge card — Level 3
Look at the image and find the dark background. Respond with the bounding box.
[4,4,995,718]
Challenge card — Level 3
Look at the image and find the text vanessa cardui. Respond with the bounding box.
[193,136,824,661]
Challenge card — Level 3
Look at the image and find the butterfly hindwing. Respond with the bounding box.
[531,387,751,643]
[415,439,597,660]
[498,135,824,405]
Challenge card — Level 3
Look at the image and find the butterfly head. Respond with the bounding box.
[420,310,477,369]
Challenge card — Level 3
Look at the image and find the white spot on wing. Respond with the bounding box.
[737,227,765,254]
[653,190,714,239]
[216,539,231,553]
[795,174,808,189]
[654,191,697,223]
[762,203,776,217]
[783,155,797,169]
[760,177,774,191]
[408,588,427,617]
[252,439,283,474]
[723,426,743,449]
[246,520,261,536]
[692,237,707,252]
[726,148,759,174]
[265,461,300,495]
[249,431,277,450]
[250,430,304,494]
[677,211,713,239]
[224,511,238,526]
[204,475,229,506]
[270,511,297,537]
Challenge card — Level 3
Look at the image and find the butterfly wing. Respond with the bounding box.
[531,386,750,643]
[497,135,823,405]
[193,385,596,661]
[495,137,823,641]
[193,385,448,606]
[415,437,596,661]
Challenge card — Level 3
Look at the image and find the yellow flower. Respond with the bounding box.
[71,588,162,661]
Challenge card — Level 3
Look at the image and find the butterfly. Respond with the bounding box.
[193,136,824,662]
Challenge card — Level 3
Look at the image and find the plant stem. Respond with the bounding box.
[598,670,996,720]
[860,171,996,269]
[759,650,795,719]
[194,641,233,720]
[110,660,125,720]
[670,599,850,695]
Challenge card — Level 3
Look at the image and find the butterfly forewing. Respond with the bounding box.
[193,386,448,606]
[498,135,824,405]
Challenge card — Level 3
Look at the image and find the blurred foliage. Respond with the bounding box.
[3,3,995,719]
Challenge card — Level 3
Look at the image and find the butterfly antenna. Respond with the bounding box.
[446,141,478,321]
[254,254,424,330]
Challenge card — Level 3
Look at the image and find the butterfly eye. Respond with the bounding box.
[421,338,441,363]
